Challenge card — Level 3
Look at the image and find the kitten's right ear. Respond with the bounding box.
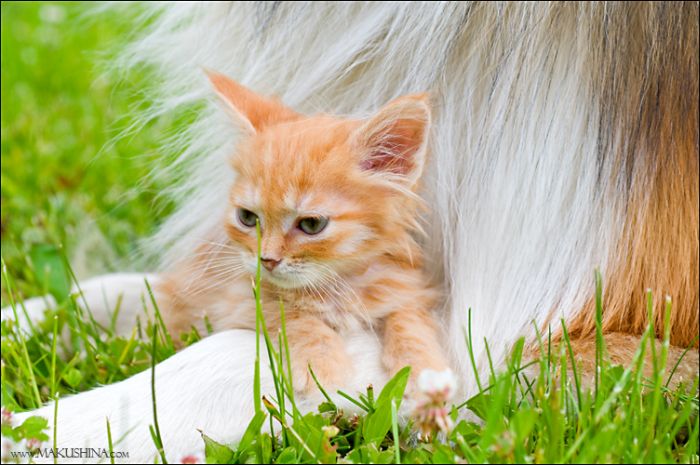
[353,94,431,187]
[205,70,299,134]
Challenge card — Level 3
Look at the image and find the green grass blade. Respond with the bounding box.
[1,258,43,408]
[106,417,115,465]
[149,324,167,464]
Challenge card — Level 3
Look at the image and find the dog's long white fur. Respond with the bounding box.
[4,2,635,462]
[118,1,620,371]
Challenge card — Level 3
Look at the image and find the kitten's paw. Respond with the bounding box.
[292,357,352,394]
[416,368,457,399]
[410,368,458,439]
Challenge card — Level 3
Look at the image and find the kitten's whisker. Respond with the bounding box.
[177,258,242,276]
[182,278,237,299]
[181,268,247,298]
[198,262,247,274]
[194,239,242,253]
[306,276,332,308]
[180,259,245,293]
[310,268,361,323]
[314,264,374,331]
[178,248,239,286]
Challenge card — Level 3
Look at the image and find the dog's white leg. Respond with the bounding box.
[1,273,160,337]
[69,273,161,336]
[10,328,385,464]
[1,294,57,335]
[11,330,273,464]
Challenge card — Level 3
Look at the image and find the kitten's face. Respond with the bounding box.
[208,72,430,290]
[227,118,384,288]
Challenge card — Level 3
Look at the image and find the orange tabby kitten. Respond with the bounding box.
[157,71,450,393]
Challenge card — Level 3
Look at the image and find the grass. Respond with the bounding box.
[1,1,174,303]
[1,2,699,464]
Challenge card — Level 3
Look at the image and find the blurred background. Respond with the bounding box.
[1,2,174,303]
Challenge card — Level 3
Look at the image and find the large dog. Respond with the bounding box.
[3,2,698,463]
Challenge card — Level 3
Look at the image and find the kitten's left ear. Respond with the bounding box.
[205,69,299,134]
[354,94,431,187]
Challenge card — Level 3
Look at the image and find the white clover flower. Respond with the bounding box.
[413,368,458,440]
[25,437,42,451]
[1,408,13,427]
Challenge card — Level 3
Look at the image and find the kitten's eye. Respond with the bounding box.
[298,216,329,235]
[237,208,259,228]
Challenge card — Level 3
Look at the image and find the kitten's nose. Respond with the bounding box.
[261,257,281,271]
